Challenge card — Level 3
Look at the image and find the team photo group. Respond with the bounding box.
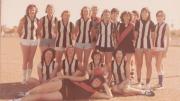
[12,3,169,101]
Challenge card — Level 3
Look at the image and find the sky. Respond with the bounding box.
[1,0,180,29]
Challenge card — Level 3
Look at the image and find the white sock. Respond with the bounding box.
[22,69,27,82]
[27,69,32,80]
[140,90,146,95]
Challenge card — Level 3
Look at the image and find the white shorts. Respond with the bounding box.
[75,42,92,49]
[152,47,166,52]
[20,39,38,46]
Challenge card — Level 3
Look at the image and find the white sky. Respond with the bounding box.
[1,0,180,29]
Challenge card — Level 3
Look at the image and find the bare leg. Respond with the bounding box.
[21,92,63,101]
[75,48,83,70]
[144,50,152,84]
[125,53,133,80]
[83,48,92,70]
[135,50,143,83]
[28,80,62,95]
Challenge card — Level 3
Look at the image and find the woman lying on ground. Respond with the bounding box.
[111,49,155,96]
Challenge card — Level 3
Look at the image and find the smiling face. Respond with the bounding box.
[66,47,75,58]
[102,11,111,22]
[156,11,165,23]
[141,9,150,21]
[82,7,90,19]
[28,6,37,18]
[111,12,119,21]
[93,53,101,64]
[45,50,54,62]
[122,13,131,23]
[115,50,123,62]
[46,5,54,16]
[91,77,102,88]
[62,11,70,22]
[91,6,98,16]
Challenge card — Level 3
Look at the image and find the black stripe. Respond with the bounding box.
[140,21,146,48]
[56,21,61,47]
[161,24,166,48]
[69,22,73,45]
[48,18,52,39]
[88,21,92,43]
[76,19,81,42]
[135,21,140,48]
[104,23,108,48]
[155,25,160,47]
[82,19,87,43]
[75,60,78,71]
[23,16,28,39]
[42,16,46,38]
[62,22,67,47]
[147,22,152,49]
[30,20,34,40]
[111,61,117,84]
[110,23,113,47]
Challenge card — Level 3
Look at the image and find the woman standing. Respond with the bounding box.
[17,4,39,84]
[74,6,93,71]
[116,11,135,80]
[55,10,74,66]
[153,10,170,88]
[38,4,58,53]
[134,8,155,89]
[96,9,115,75]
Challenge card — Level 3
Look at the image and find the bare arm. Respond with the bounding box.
[17,18,24,37]
[37,64,43,83]
[50,63,59,79]
[36,19,43,39]
[91,83,113,99]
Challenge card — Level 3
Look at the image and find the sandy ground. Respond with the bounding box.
[0,36,180,101]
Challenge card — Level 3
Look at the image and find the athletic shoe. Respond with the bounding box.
[153,84,164,90]
[144,90,155,96]
[144,84,151,90]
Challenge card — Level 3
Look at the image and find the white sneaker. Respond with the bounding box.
[153,84,164,90]
[144,84,151,90]
[135,83,143,89]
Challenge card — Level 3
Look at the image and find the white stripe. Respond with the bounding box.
[79,19,84,43]
[66,22,71,46]
[45,16,49,39]
[137,21,143,48]
[107,23,111,47]
[101,22,106,47]
[143,21,150,49]
[27,17,31,39]
[120,61,125,80]
[65,59,69,75]
[71,60,76,73]
[85,20,91,43]
[59,21,64,47]
[157,23,166,47]
[113,62,120,84]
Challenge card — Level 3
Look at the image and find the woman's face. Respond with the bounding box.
[91,78,102,88]
[62,12,70,22]
[46,6,54,16]
[28,7,36,17]
[66,48,75,58]
[115,51,123,61]
[82,8,90,18]
[91,7,98,16]
[123,13,131,23]
[141,10,149,20]
[131,13,138,22]
[103,12,111,22]
[156,12,165,23]
[93,54,101,64]
[111,12,119,21]
[45,50,53,62]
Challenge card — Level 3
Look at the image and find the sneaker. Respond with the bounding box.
[134,83,143,89]
[144,90,155,96]
[144,84,151,90]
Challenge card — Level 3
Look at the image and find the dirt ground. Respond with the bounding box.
[0,36,180,101]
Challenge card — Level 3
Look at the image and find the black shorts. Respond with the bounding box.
[59,79,94,100]
[96,46,114,52]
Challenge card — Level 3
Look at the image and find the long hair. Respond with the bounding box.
[80,6,91,18]
[41,48,56,66]
[25,4,38,17]
[156,10,166,20]
[140,7,151,21]
[91,50,103,64]
[120,11,132,23]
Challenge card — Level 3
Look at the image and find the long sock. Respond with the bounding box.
[158,75,163,86]
[22,69,27,82]
[27,69,32,80]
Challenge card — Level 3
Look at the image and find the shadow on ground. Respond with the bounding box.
[0,82,34,99]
